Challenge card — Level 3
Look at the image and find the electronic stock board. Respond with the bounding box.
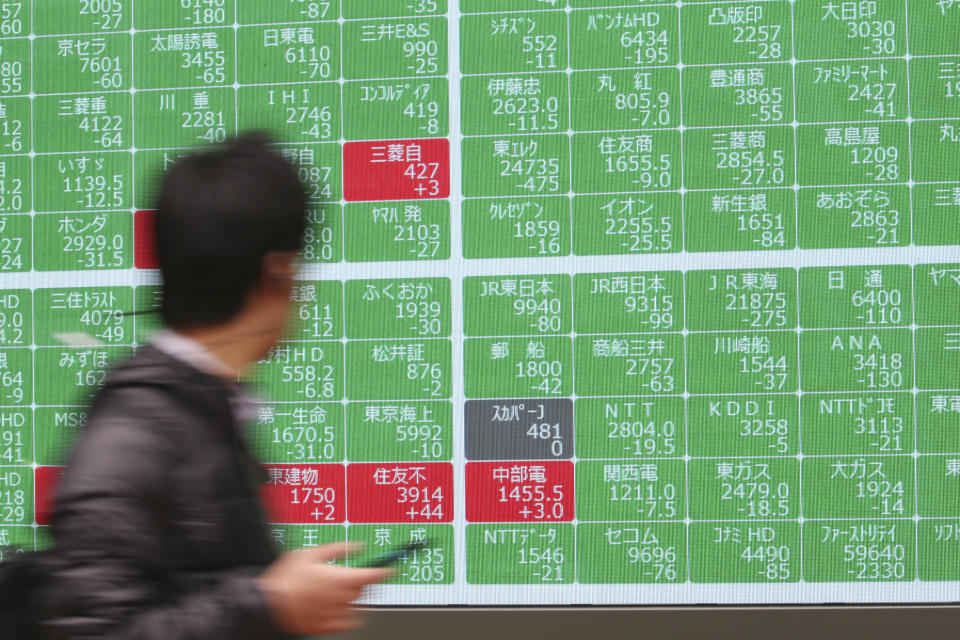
[0,0,959,606]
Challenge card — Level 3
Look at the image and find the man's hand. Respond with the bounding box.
[256,543,391,636]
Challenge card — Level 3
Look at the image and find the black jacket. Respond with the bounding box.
[36,346,288,640]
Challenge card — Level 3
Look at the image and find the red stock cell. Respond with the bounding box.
[343,138,449,202]
[466,461,575,523]
[134,210,158,270]
[260,463,346,524]
[34,466,65,526]
[347,462,453,523]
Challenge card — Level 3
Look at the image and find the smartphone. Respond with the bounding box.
[361,540,430,568]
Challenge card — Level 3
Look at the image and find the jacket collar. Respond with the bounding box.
[102,345,243,440]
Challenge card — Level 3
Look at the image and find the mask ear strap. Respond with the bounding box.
[262,250,299,281]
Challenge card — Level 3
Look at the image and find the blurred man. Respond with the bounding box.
[37,134,389,639]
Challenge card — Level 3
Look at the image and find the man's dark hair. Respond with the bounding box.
[155,132,308,329]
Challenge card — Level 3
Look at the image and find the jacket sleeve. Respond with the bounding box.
[37,387,283,640]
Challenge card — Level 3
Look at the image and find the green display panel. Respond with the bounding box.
[1,0,959,608]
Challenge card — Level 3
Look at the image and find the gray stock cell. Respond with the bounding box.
[464,399,573,460]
